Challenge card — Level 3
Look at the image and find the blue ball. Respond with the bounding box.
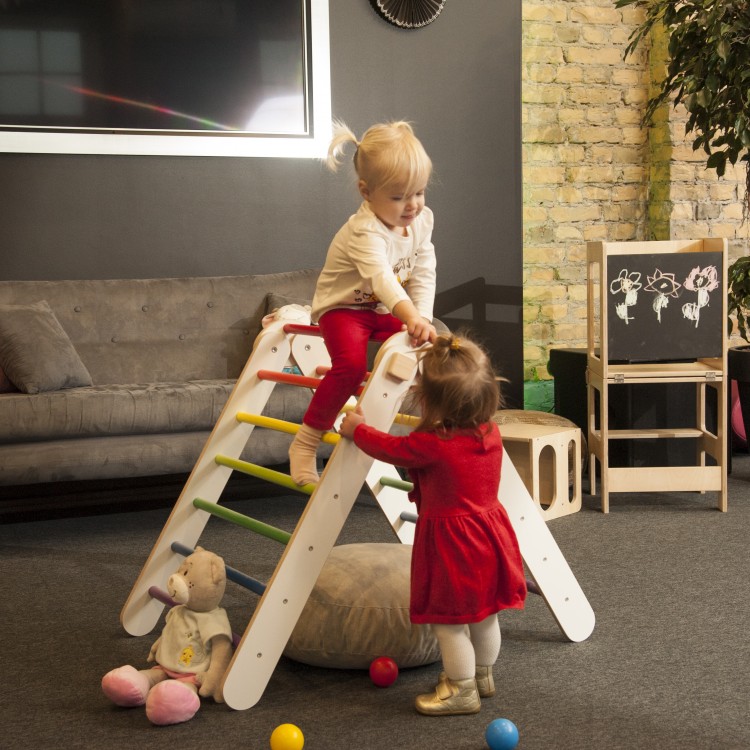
[485,718,519,750]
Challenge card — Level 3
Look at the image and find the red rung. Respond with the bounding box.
[282,323,322,336]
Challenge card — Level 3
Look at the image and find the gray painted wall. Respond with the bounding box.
[0,0,523,401]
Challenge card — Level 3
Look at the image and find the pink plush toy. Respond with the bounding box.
[102,547,233,725]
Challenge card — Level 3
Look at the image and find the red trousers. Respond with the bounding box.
[303,308,404,431]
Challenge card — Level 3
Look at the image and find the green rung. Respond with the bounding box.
[378,475,414,492]
[193,497,291,545]
[214,454,315,495]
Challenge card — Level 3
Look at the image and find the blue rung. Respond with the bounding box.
[171,541,267,596]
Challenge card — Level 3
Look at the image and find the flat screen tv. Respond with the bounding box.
[0,0,331,157]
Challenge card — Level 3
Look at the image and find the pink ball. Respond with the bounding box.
[369,656,399,687]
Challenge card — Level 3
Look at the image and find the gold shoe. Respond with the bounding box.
[415,677,480,716]
[437,667,495,698]
[475,665,496,697]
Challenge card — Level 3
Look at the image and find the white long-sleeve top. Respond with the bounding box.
[311,201,436,323]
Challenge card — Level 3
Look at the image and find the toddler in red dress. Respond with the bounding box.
[339,333,527,716]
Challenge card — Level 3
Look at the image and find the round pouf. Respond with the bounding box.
[283,543,440,670]
[492,409,587,483]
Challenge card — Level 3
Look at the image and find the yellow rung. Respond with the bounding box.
[340,404,420,428]
[236,412,341,444]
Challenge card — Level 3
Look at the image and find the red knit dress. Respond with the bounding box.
[353,421,527,625]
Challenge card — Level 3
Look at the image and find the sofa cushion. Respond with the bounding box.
[0,300,93,394]
[0,364,16,394]
[0,380,311,444]
[0,271,322,386]
[0,426,329,485]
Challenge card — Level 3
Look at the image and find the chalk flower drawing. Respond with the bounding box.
[610,269,642,324]
[643,269,682,323]
[681,265,719,327]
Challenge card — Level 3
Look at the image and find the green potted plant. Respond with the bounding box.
[617,0,750,447]
[616,0,750,209]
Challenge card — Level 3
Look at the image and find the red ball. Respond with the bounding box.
[369,656,399,687]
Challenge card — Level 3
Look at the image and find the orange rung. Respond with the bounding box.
[257,369,364,395]
[257,370,321,388]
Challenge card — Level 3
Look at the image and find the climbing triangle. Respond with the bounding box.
[119,320,594,711]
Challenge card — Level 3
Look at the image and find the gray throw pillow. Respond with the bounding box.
[264,291,313,317]
[0,300,93,394]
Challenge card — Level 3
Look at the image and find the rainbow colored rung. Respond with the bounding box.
[192,497,292,544]
[282,323,323,336]
[340,404,419,428]
[236,413,341,445]
[171,541,267,595]
[257,369,325,389]
[239,408,418,433]
[379,475,414,492]
[257,368,366,396]
[214,454,315,495]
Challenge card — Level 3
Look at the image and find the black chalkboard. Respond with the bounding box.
[607,251,723,363]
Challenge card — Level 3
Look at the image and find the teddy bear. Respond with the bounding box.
[102,547,233,725]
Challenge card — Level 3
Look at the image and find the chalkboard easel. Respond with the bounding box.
[585,238,728,513]
[605,250,723,363]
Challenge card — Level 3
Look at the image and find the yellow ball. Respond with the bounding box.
[270,723,304,750]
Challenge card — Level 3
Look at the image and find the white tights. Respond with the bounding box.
[431,614,502,681]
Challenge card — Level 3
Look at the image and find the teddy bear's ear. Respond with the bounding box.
[211,556,226,584]
[195,546,205,553]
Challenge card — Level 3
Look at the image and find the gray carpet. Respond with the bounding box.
[2,458,750,750]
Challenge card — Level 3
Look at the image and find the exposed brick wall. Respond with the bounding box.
[522,0,749,382]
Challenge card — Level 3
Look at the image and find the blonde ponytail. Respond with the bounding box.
[325,120,359,172]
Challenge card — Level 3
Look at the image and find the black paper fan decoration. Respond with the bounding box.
[369,0,447,29]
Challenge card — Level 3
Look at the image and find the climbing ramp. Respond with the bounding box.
[119,320,595,711]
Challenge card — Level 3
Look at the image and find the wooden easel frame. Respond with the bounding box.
[586,239,728,513]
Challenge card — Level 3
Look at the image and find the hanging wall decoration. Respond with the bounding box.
[369,0,447,28]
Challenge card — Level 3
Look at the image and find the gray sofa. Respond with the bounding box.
[0,270,326,487]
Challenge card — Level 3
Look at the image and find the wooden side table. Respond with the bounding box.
[499,422,582,521]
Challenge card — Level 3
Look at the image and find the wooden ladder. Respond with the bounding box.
[119,321,595,710]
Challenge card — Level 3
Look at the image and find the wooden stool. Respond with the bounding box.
[498,421,582,521]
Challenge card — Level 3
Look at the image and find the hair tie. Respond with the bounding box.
[450,337,461,351]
